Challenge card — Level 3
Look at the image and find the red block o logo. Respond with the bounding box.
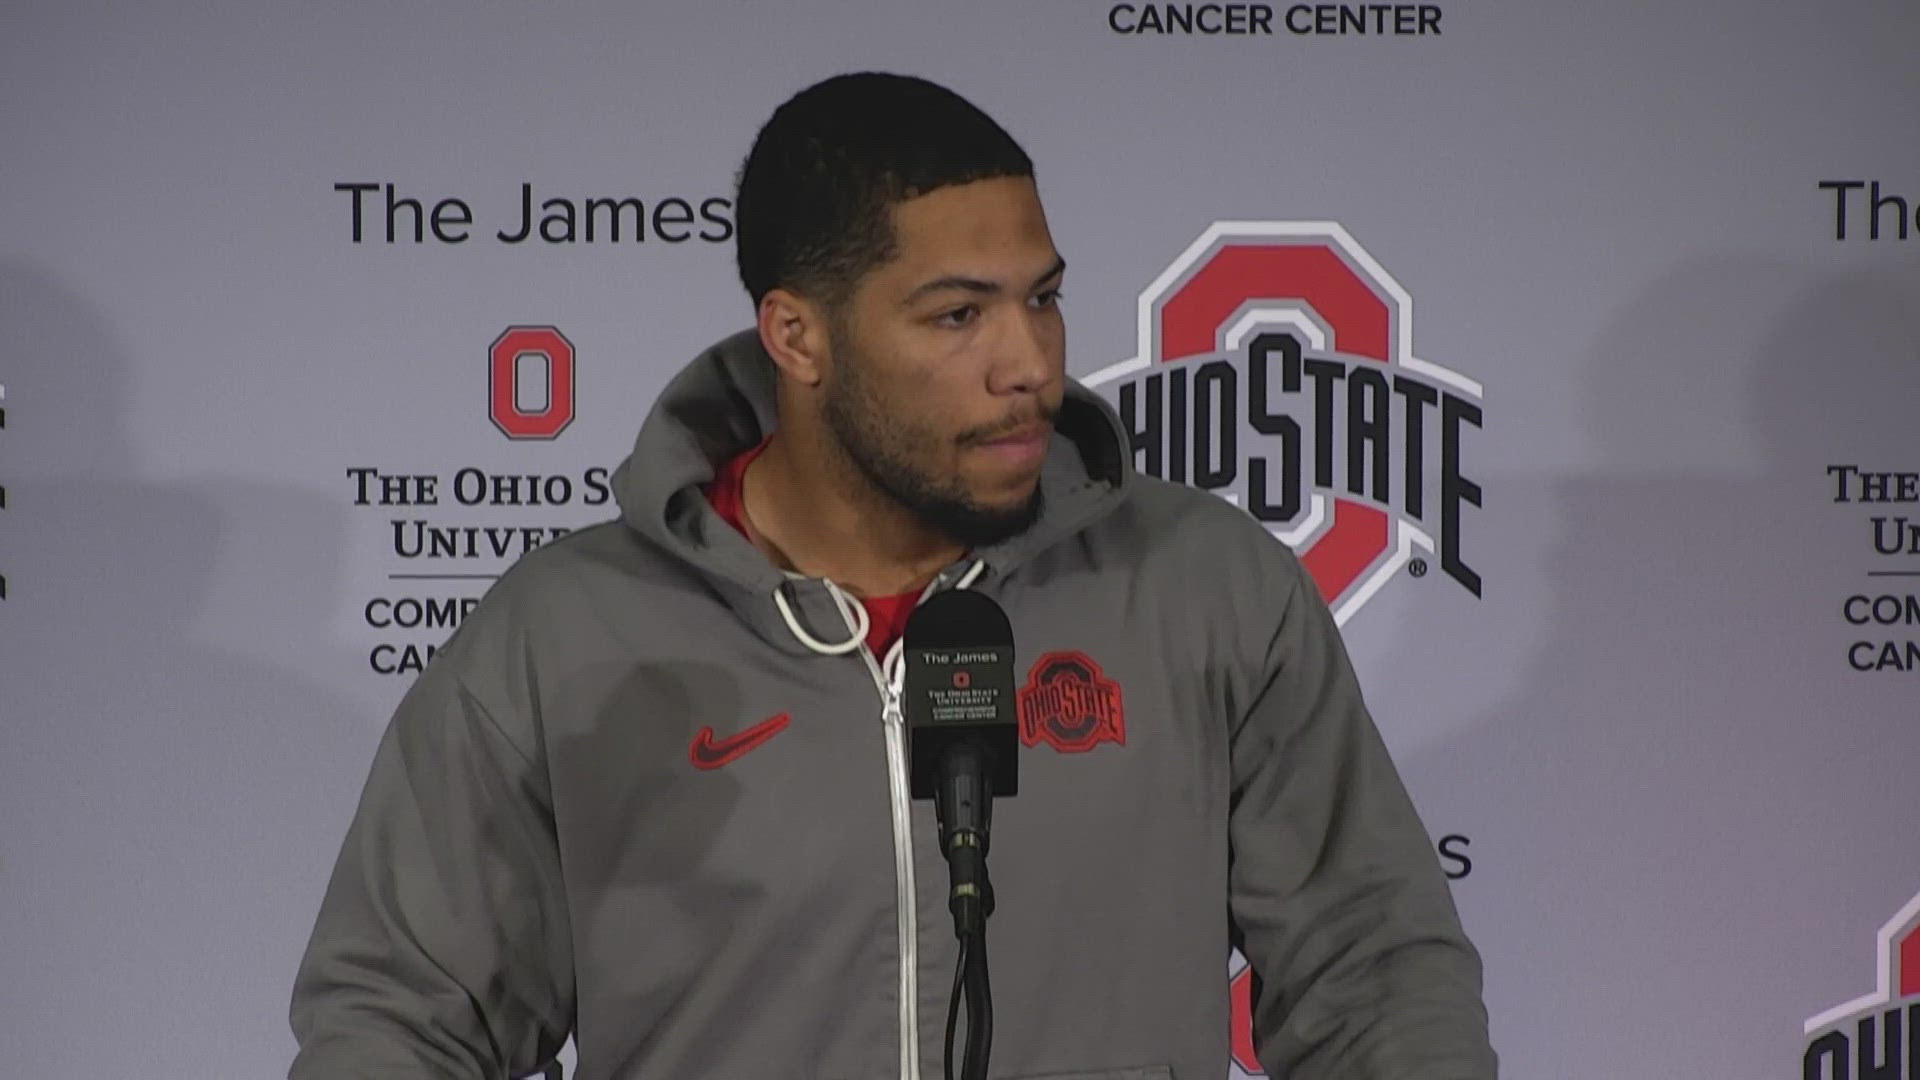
[1152,237,1392,607]
[490,326,575,440]
[1230,963,1263,1074]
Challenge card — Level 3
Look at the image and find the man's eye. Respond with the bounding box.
[934,305,979,328]
[1032,289,1064,309]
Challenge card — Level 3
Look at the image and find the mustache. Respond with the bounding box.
[958,402,1060,445]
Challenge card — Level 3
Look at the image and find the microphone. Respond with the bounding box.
[904,588,1016,1080]
[903,588,1019,936]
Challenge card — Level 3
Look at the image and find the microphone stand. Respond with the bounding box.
[937,741,996,1080]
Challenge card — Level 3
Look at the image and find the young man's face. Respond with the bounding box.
[819,175,1067,548]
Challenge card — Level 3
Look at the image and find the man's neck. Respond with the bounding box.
[740,428,964,599]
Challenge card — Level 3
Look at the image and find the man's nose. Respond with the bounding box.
[990,307,1060,396]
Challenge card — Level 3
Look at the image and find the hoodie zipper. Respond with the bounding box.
[848,616,922,1080]
[825,567,975,1080]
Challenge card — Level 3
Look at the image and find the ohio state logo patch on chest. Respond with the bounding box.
[1017,651,1126,753]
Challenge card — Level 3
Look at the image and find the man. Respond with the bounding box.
[290,73,1496,1079]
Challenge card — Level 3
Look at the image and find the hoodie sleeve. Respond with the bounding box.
[1227,566,1496,1080]
[289,630,574,1079]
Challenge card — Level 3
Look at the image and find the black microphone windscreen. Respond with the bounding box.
[904,588,1013,650]
[903,589,1019,800]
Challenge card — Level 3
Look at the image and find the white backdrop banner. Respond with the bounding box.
[3,1,1917,1076]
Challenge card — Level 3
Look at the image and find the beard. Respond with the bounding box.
[819,336,1046,550]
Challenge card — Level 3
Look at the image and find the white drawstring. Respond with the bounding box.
[772,556,988,661]
[883,637,906,695]
[772,578,868,655]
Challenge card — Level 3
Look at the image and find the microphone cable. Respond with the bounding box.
[943,927,993,1080]
[944,932,970,1080]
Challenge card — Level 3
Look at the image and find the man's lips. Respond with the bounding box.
[972,421,1051,468]
[977,421,1051,446]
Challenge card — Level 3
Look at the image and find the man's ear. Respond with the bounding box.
[756,288,830,388]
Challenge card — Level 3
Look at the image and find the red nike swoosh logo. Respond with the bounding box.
[689,712,791,770]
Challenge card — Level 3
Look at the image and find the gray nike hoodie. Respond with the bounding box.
[289,328,1496,1080]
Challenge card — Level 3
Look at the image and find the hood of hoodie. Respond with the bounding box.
[608,327,1135,658]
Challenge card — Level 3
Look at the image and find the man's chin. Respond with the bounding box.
[920,487,1045,549]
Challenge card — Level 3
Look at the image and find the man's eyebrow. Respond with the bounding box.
[901,255,1067,307]
[1031,255,1067,290]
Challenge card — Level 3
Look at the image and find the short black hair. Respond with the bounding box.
[734,72,1035,312]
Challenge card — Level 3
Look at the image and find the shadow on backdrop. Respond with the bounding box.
[0,263,367,1073]
[1383,254,1920,1077]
